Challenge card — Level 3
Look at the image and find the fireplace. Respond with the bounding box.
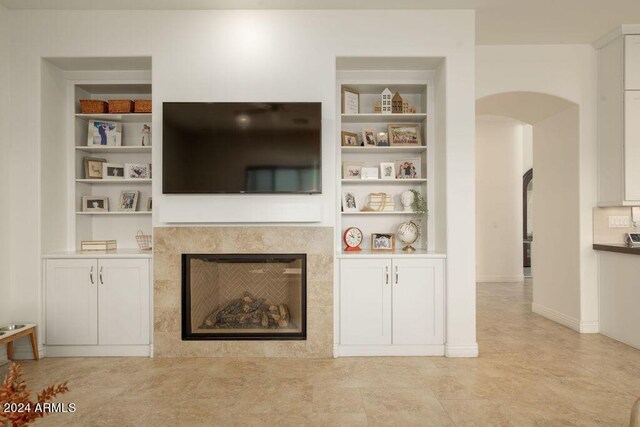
[182,254,307,340]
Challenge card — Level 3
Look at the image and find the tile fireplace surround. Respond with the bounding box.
[153,227,333,357]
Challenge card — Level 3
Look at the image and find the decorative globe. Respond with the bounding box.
[397,221,419,252]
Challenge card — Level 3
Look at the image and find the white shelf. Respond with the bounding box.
[75,113,152,123]
[342,211,418,215]
[341,146,426,154]
[341,179,426,184]
[341,113,426,123]
[76,179,152,184]
[336,249,446,259]
[75,146,152,154]
[76,211,151,215]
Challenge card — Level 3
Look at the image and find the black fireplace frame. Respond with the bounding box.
[181,253,307,341]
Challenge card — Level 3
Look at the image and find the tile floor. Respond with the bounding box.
[3,280,640,426]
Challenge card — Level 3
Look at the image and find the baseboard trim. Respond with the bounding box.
[45,345,151,357]
[445,343,479,358]
[336,345,444,357]
[531,303,599,333]
[476,274,524,283]
[10,346,45,361]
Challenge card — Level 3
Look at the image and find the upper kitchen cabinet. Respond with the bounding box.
[597,31,640,206]
[625,35,640,90]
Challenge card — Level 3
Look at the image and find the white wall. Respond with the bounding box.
[532,106,582,322]
[0,4,11,328]
[476,45,599,332]
[7,10,478,356]
[475,116,524,282]
[522,125,533,174]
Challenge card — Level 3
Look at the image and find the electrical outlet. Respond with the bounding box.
[609,216,630,228]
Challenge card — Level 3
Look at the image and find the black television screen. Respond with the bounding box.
[162,102,322,194]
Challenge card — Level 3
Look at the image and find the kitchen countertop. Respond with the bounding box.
[593,243,640,256]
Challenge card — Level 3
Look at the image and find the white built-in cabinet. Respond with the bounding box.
[597,32,640,205]
[45,256,151,356]
[337,256,445,356]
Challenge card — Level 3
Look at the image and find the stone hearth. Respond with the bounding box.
[153,227,333,357]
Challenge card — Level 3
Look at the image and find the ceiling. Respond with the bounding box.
[1,0,640,44]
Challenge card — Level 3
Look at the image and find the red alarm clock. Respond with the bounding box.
[343,227,363,251]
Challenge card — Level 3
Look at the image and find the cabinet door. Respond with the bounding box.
[45,259,98,345]
[98,259,150,345]
[625,35,640,90]
[625,91,640,201]
[340,258,392,345]
[392,258,444,345]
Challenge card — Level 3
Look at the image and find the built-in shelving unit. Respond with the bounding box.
[72,82,153,249]
[337,77,433,253]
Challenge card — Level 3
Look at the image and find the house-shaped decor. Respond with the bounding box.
[381,88,392,114]
[392,92,403,113]
[402,100,409,113]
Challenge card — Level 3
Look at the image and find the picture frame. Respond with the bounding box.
[87,120,122,146]
[82,196,109,212]
[147,197,152,211]
[102,163,125,179]
[371,233,396,252]
[343,162,364,179]
[380,162,396,180]
[362,129,376,146]
[394,158,421,179]
[125,163,150,179]
[83,157,106,179]
[341,87,359,114]
[342,192,358,212]
[341,131,359,147]
[388,124,421,146]
[361,167,379,180]
[376,132,389,146]
[118,190,139,212]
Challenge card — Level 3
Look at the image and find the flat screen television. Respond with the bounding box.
[162,102,322,194]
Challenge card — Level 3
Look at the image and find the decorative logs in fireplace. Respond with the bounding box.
[200,292,292,329]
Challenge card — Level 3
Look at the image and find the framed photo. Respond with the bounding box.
[141,123,151,146]
[103,163,125,179]
[341,131,359,147]
[125,163,150,179]
[146,197,152,211]
[361,167,379,180]
[82,196,108,212]
[87,120,122,146]
[380,162,396,180]
[362,129,376,146]
[388,124,421,146]
[342,87,359,114]
[371,233,395,252]
[118,190,139,212]
[83,157,106,179]
[394,158,421,179]
[342,192,358,212]
[343,162,364,179]
[376,132,389,146]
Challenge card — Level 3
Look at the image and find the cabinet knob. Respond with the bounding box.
[89,266,95,285]
[385,266,389,285]
[395,266,399,284]
[99,267,104,285]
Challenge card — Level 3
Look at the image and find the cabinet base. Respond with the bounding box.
[44,345,151,357]
[336,344,444,357]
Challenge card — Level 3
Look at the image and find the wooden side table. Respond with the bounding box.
[0,324,39,361]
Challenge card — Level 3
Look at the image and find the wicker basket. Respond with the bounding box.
[135,230,152,251]
[108,99,134,114]
[80,99,108,114]
[134,99,152,113]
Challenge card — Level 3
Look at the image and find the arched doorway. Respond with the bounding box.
[523,168,533,273]
[475,91,583,326]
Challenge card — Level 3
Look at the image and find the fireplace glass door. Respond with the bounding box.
[182,254,306,340]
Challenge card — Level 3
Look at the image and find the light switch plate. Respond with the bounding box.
[609,216,631,228]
